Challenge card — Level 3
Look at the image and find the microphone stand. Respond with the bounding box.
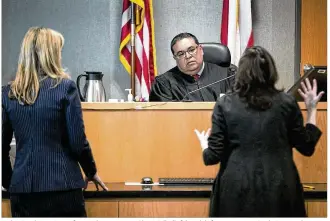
[180,74,236,102]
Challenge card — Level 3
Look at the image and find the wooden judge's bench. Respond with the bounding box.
[1,102,327,217]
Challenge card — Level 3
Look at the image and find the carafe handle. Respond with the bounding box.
[76,74,87,101]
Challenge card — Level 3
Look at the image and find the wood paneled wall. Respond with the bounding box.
[300,0,327,68]
[293,104,327,183]
[2,199,326,217]
[81,103,327,184]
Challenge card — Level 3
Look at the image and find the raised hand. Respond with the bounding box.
[298,78,324,110]
[194,128,211,151]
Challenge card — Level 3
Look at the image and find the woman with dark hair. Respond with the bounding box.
[195,46,324,217]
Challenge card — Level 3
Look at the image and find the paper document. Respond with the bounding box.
[125,182,164,186]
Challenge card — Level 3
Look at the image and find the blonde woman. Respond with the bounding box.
[2,27,107,217]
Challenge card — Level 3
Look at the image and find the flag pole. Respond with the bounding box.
[130,2,136,98]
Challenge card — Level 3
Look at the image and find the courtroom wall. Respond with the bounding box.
[2,0,296,99]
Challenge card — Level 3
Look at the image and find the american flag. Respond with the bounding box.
[221,0,254,65]
[119,0,157,100]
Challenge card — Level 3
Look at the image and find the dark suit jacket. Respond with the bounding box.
[204,92,322,217]
[2,78,97,193]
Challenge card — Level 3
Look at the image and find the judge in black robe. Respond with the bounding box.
[148,32,236,102]
[149,62,236,101]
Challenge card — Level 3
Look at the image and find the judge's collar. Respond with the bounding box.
[196,62,205,76]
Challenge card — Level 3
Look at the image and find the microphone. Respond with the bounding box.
[180,74,236,102]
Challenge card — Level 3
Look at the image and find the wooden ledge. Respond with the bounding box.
[81,102,327,111]
[299,102,327,110]
[81,102,216,110]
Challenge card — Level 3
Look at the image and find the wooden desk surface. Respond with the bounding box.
[1,182,326,200]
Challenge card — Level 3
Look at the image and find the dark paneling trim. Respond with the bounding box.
[294,0,302,80]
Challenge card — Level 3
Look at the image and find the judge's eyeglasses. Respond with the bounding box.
[174,45,199,59]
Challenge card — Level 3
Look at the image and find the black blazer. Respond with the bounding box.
[204,92,322,217]
[2,78,97,193]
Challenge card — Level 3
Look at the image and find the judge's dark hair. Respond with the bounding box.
[234,46,283,110]
[170,32,199,54]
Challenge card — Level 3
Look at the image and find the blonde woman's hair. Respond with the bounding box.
[9,27,69,105]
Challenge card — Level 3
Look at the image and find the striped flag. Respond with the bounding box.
[119,0,157,100]
[221,0,254,65]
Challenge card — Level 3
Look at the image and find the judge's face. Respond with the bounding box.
[172,37,204,75]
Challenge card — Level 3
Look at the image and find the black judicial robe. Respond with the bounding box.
[149,62,236,102]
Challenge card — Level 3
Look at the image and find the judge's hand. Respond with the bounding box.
[298,78,324,110]
[84,173,108,191]
[194,128,211,151]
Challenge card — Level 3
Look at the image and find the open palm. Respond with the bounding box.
[194,128,211,151]
[298,78,324,109]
